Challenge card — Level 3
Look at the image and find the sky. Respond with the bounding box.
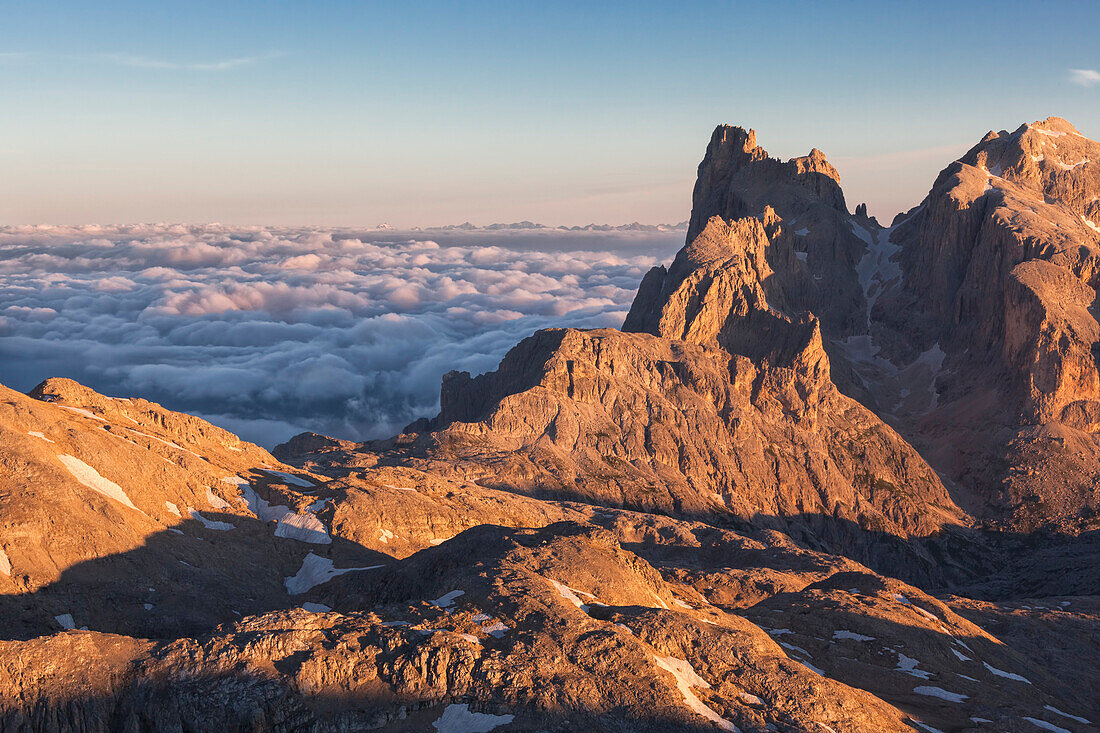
[1,0,1099,226]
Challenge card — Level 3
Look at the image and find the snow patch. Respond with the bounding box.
[983,662,1030,683]
[62,406,105,421]
[262,469,316,488]
[950,648,971,662]
[832,630,874,642]
[1082,216,1100,234]
[275,512,331,544]
[189,510,234,531]
[379,528,395,544]
[27,431,54,443]
[284,553,383,595]
[301,602,332,613]
[895,652,932,679]
[481,621,509,638]
[547,578,590,611]
[205,487,230,510]
[653,655,739,731]
[432,703,514,733]
[165,501,181,517]
[912,722,946,733]
[241,485,292,523]
[55,614,76,630]
[913,686,967,703]
[794,227,810,236]
[57,454,141,511]
[1043,706,1091,725]
[0,549,10,576]
[430,589,465,608]
[1022,719,1071,733]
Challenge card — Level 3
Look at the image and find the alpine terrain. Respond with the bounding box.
[0,118,1097,733]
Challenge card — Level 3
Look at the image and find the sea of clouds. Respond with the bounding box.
[0,224,682,447]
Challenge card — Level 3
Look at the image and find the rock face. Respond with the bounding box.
[2,120,1100,732]
[865,117,1100,532]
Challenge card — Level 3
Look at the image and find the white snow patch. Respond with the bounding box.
[970,718,993,724]
[241,485,292,523]
[379,528,395,544]
[275,512,331,544]
[301,602,332,613]
[383,483,418,492]
[957,674,977,681]
[1022,719,1071,733]
[795,251,809,263]
[912,722,946,733]
[913,686,967,703]
[895,653,932,679]
[832,630,874,642]
[0,548,9,576]
[547,578,590,612]
[983,662,1030,683]
[767,628,793,636]
[124,428,201,458]
[430,589,466,608]
[739,691,764,706]
[893,593,912,605]
[950,648,971,662]
[852,220,902,314]
[1082,216,1100,234]
[167,528,184,535]
[55,614,76,630]
[262,469,316,488]
[57,454,141,511]
[306,498,328,512]
[1031,127,1067,137]
[653,655,739,731]
[673,598,693,609]
[143,603,153,610]
[780,642,812,658]
[284,553,383,595]
[794,227,810,236]
[481,621,509,638]
[615,623,634,635]
[799,659,825,676]
[27,431,54,443]
[431,703,514,733]
[165,501,181,517]
[221,475,249,486]
[430,538,447,545]
[205,488,230,510]
[62,406,105,421]
[189,510,234,531]
[1043,706,1091,725]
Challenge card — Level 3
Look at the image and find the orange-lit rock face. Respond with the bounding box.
[1,121,1099,732]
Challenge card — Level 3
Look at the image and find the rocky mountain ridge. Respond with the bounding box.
[1,119,1098,732]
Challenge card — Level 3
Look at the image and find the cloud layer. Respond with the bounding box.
[0,224,681,447]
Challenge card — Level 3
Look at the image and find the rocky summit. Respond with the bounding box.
[1,120,1098,733]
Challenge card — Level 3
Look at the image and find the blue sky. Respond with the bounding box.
[2,0,1098,225]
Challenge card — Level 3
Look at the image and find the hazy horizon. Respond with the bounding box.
[3,1,1097,227]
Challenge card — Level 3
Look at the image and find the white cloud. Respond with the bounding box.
[101,52,283,71]
[1069,68,1100,87]
[0,224,680,447]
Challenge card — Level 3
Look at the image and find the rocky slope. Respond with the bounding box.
[2,119,1099,732]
